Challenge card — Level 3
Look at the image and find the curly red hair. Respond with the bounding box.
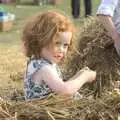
[22,10,76,58]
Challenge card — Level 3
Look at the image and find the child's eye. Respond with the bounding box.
[64,44,69,47]
[55,42,60,45]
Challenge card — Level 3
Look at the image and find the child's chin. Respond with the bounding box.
[54,59,61,64]
[52,57,62,64]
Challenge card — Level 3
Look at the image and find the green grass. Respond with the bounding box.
[0,0,100,89]
[0,0,100,45]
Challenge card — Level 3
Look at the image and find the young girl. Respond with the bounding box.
[22,11,96,99]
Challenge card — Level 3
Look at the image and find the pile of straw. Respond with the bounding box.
[0,17,120,120]
[0,91,120,120]
[65,17,120,93]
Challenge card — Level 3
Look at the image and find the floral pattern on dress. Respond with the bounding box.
[24,57,62,99]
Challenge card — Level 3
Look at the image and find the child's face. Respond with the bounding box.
[41,32,72,64]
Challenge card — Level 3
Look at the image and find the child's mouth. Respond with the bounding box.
[54,55,63,60]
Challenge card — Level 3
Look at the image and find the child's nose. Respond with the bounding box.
[59,45,65,52]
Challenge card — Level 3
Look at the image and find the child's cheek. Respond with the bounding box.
[54,46,60,52]
[65,48,68,54]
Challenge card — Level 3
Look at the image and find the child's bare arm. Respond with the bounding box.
[67,69,96,93]
[33,65,96,94]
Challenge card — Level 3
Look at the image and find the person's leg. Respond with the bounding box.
[71,0,80,18]
[84,0,92,17]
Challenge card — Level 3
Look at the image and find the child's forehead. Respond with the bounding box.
[59,32,72,38]
[54,32,72,42]
[46,11,65,18]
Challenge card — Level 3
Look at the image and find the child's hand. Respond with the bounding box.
[78,67,96,83]
[72,67,96,83]
[73,67,90,79]
[83,70,96,83]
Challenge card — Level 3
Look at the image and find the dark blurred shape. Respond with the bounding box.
[84,0,92,17]
[71,0,80,18]
[71,0,92,18]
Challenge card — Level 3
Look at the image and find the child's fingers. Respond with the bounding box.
[80,67,90,72]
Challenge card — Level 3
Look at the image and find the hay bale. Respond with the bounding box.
[65,17,120,92]
[0,92,119,120]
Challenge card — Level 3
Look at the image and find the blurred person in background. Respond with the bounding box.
[71,0,80,18]
[97,0,120,56]
[84,0,92,17]
[50,0,60,5]
[71,0,92,18]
